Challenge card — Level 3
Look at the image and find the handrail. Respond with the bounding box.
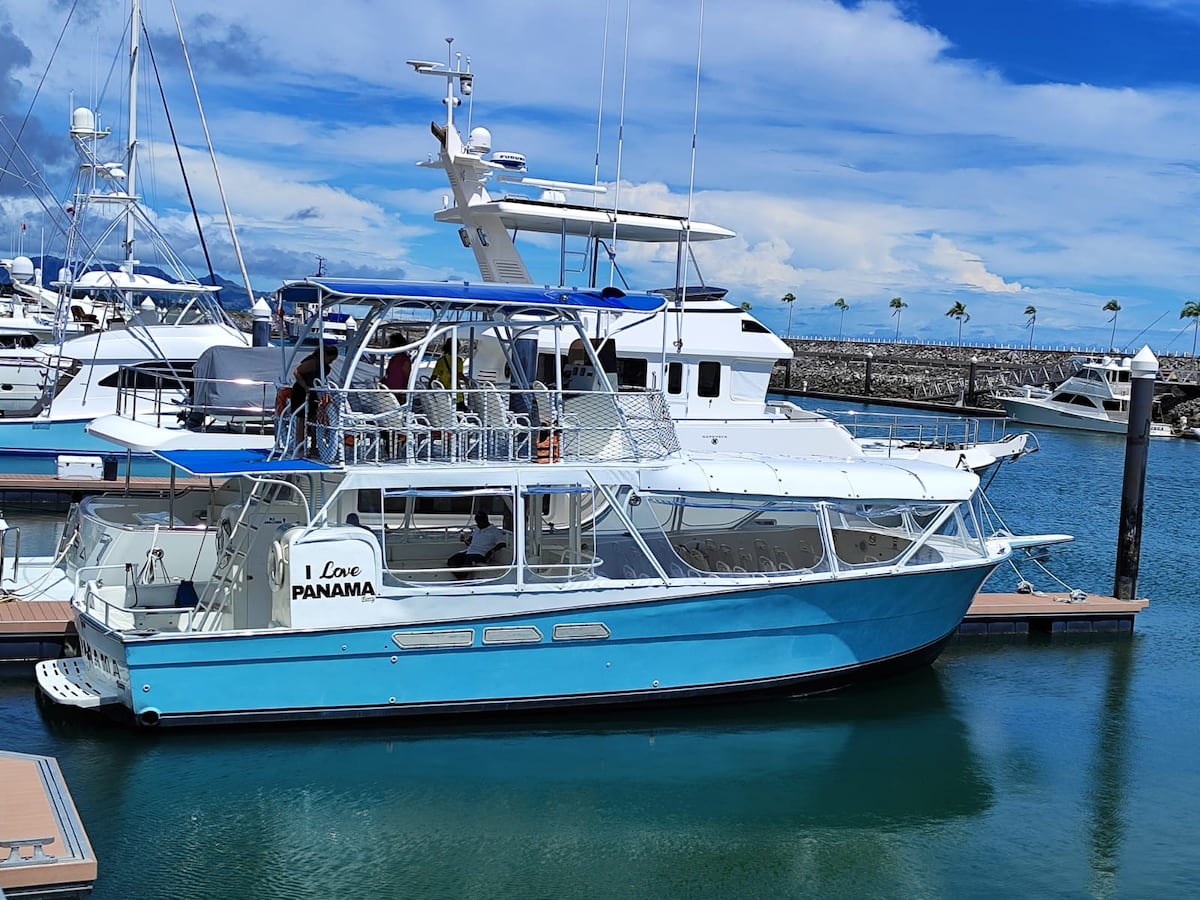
[296,384,679,466]
[0,525,20,582]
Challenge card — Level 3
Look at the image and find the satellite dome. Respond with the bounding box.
[10,256,34,284]
[70,107,96,136]
[466,126,492,154]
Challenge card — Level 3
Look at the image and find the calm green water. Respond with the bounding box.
[2,417,1199,899]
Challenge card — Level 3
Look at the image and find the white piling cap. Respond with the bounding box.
[1131,345,1159,377]
[252,297,272,319]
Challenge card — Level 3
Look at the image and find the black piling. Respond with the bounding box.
[1113,346,1158,601]
[864,352,874,397]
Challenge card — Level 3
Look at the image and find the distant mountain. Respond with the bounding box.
[0,254,256,309]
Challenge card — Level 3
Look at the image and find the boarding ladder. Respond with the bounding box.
[189,486,273,632]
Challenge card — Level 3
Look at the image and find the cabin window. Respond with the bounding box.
[667,362,684,395]
[741,319,771,334]
[633,492,832,575]
[697,361,721,398]
[98,361,194,389]
[356,488,515,584]
[522,487,598,581]
[616,356,648,389]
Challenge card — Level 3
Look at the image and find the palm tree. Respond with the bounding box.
[739,301,753,312]
[1024,305,1037,349]
[1103,299,1121,350]
[888,297,907,342]
[1181,300,1200,357]
[833,297,848,341]
[945,300,970,346]
[781,292,796,337]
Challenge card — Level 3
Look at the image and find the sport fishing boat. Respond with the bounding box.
[409,49,1034,473]
[0,0,254,477]
[33,278,1053,727]
[994,354,1175,436]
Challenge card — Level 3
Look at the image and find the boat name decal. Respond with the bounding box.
[294,560,377,601]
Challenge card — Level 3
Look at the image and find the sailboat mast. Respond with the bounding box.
[123,0,140,266]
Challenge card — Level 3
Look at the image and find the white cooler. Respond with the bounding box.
[56,455,104,480]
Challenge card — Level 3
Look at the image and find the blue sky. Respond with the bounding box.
[3,0,1200,352]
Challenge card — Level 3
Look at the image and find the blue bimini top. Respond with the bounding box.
[275,278,666,313]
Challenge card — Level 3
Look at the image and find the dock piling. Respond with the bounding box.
[1114,346,1157,601]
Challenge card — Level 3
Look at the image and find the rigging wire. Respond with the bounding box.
[607,0,633,288]
[168,0,256,306]
[592,0,612,202]
[0,0,81,196]
[676,0,707,356]
[140,23,217,286]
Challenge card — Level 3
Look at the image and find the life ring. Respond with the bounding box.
[215,517,233,556]
[316,392,332,426]
[267,540,287,589]
[274,386,293,416]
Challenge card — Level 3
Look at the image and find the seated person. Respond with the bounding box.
[447,513,505,579]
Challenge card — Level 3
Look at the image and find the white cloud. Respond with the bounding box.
[1,0,1199,347]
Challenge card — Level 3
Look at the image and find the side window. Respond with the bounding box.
[667,362,683,395]
[617,356,648,389]
[697,361,721,398]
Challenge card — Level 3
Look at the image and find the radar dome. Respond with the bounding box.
[10,257,34,283]
[70,107,96,136]
[467,126,492,154]
[492,151,527,172]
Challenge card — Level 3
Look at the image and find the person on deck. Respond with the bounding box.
[383,334,412,401]
[431,344,466,406]
[447,513,505,579]
[290,342,338,452]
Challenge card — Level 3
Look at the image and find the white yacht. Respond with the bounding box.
[995,354,1174,436]
[410,51,1033,472]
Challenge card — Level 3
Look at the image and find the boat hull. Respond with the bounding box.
[996,396,1127,433]
[49,564,994,726]
[0,419,168,476]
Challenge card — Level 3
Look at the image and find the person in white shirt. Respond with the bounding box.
[448,513,505,578]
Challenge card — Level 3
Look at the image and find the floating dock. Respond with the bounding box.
[0,750,97,899]
[0,602,75,662]
[0,593,1149,663]
[957,591,1148,635]
[0,473,208,497]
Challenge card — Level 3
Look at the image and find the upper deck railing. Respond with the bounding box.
[284,382,681,467]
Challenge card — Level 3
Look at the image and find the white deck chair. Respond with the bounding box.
[418,388,480,459]
[479,381,531,460]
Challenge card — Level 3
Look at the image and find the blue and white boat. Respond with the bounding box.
[0,0,253,477]
[34,279,1046,727]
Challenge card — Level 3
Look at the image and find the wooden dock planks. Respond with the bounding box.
[962,591,1148,634]
[0,473,209,494]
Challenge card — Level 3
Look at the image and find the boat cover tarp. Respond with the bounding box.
[277,279,666,313]
[155,448,330,477]
[187,345,286,427]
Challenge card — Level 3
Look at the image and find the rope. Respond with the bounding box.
[0,528,78,601]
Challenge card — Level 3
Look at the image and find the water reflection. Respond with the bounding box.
[22,670,992,899]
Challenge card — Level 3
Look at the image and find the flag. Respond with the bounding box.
[20,222,26,232]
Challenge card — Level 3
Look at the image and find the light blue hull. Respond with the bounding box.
[0,418,168,477]
[76,564,994,726]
